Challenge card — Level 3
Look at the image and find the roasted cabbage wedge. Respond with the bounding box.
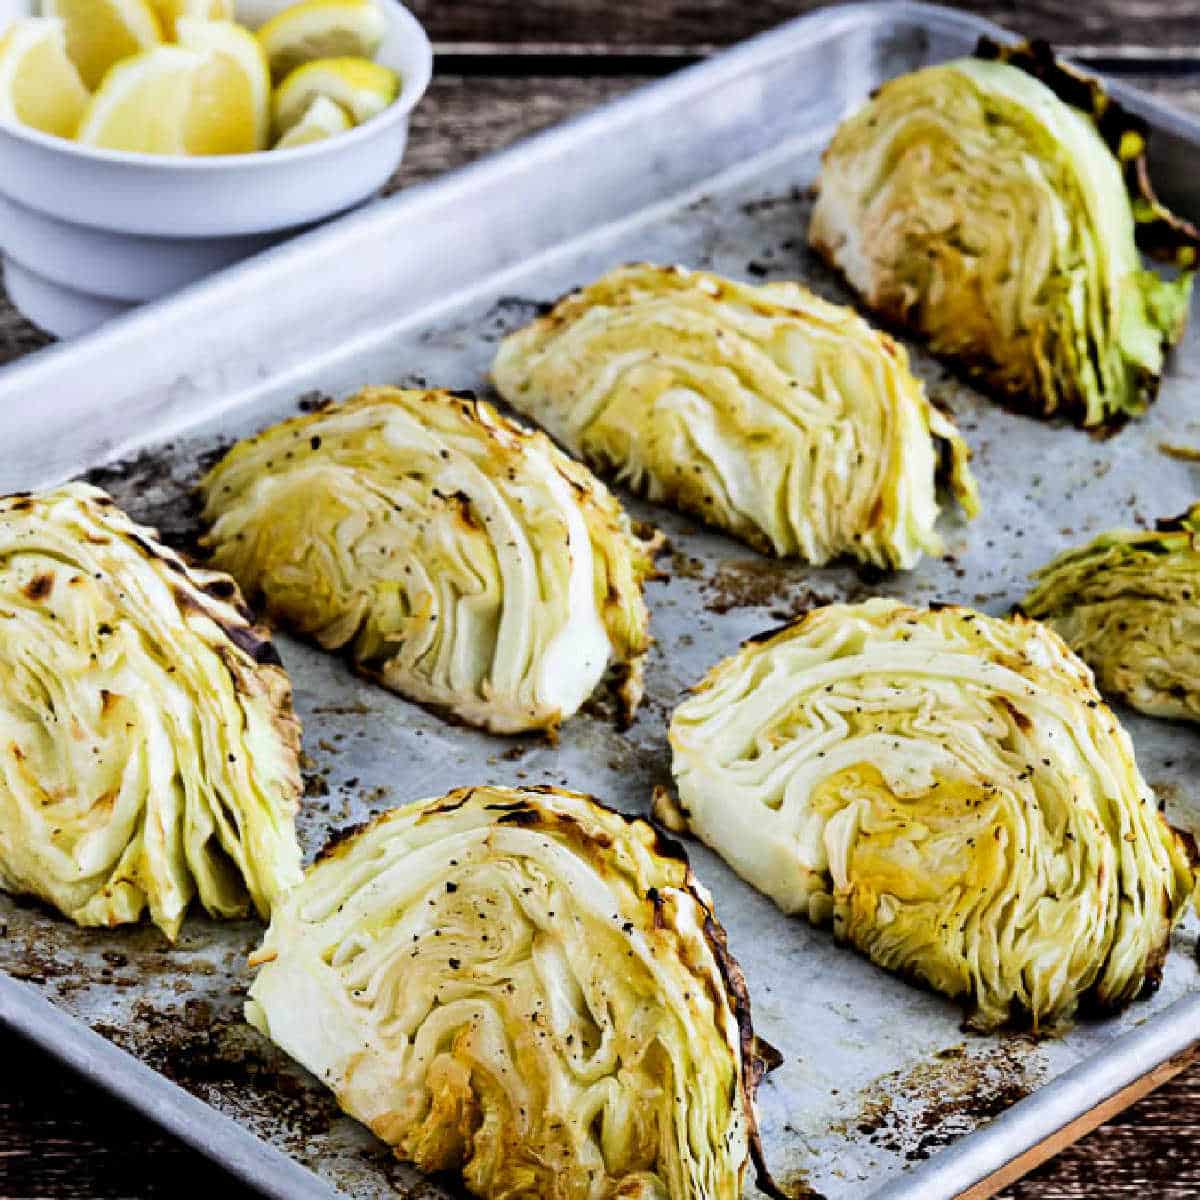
[491,263,979,568]
[1022,503,1200,721]
[809,40,1196,429]
[0,484,303,939]
[667,598,1195,1031]
[246,784,782,1200]
[200,388,661,735]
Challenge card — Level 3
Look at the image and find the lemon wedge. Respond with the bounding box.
[147,0,233,40]
[257,0,386,81]
[273,55,397,135]
[41,0,163,90]
[0,18,90,138]
[176,18,270,150]
[274,94,350,149]
[76,46,202,152]
[77,34,268,155]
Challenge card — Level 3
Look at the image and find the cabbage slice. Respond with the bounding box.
[492,263,978,568]
[0,484,302,938]
[810,45,1194,428]
[668,598,1195,1030]
[1022,503,1200,721]
[247,785,781,1200]
[200,388,661,735]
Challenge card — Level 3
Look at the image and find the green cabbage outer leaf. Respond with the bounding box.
[975,39,1200,271]
[1022,503,1200,721]
[246,785,780,1200]
[200,388,660,735]
[491,263,979,568]
[668,598,1195,1031]
[0,484,302,939]
[809,57,1193,428]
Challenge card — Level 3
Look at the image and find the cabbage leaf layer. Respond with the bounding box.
[247,785,779,1200]
[492,263,978,568]
[201,388,660,735]
[0,484,303,938]
[1022,503,1200,722]
[669,598,1194,1030]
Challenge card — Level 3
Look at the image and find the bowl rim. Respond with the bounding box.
[0,0,433,169]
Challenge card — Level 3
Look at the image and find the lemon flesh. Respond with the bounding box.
[176,18,270,151]
[76,46,199,152]
[274,94,350,148]
[77,39,266,155]
[147,0,234,40]
[0,18,90,138]
[273,54,397,135]
[257,0,386,81]
[41,0,163,89]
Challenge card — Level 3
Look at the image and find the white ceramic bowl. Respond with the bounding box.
[0,0,432,336]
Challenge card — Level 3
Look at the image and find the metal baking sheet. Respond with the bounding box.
[2,4,1200,1197]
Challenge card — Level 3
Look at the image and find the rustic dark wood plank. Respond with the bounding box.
[996,1075,1200,1198]
[0,1034,257,1199]
[410,0,1200,56]
[0,292,51,363]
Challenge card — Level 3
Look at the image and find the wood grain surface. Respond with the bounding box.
[4,2,1200,1198]
[404,0,1200,56]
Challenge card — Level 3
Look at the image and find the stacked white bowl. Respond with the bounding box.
[0,0,432,336]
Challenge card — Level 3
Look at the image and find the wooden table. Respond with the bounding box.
[3,2,1200,1196]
